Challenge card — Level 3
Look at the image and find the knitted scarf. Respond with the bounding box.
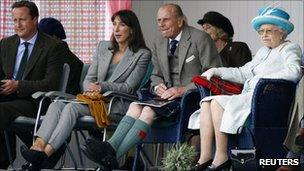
[76,91,109,127]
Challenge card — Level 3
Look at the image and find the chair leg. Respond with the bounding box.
[133,144,154,171]
[4,130,16,170]
[132,144,141,171]
[155,143,161,166]
[65,141,78,170]
[74,130,84,168]
[103,128,107,141]
[140,146,154,170]
[58,150,66,169]
[78,130,87,140]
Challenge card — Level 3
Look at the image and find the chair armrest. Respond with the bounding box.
[195,84,211,98]
[32,91,47,99]
[103,91,138,102]
[104,91,139,115]
[249,78,296,128]
[45,91,76,100]
[33,95,52,135]
[180,88,201,137]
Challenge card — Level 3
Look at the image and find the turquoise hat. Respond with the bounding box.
[251,7,294,34]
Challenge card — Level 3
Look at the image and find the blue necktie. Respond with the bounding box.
[170,40,178,55]
[16,42,30,80]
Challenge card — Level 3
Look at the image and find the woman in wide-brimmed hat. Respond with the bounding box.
[188,6,302,171]
[197,11,252,67]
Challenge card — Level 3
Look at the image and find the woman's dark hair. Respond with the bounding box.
[11,1,39,19]
[110,10,148,53]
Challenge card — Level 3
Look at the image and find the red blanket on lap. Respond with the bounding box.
[192,75,243,95]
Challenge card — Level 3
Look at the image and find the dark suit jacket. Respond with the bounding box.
[62,41,83,95]
[0,31,65,97]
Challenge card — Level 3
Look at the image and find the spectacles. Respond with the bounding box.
[257,29,279,35]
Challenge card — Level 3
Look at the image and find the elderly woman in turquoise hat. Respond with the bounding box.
[188,6,302,171]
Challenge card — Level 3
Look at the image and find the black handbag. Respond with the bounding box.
[230,126,259,171]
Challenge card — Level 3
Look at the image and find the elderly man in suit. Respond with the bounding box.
[0,1,64,169]
[83,3,222,169]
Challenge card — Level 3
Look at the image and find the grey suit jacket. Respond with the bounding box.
[83,41,151,117]
[150,25,222,90]
[83,41,151,94]
[0,31,65,97]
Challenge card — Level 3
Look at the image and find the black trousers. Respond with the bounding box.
[0,95,68,169]
[0,95,37,168]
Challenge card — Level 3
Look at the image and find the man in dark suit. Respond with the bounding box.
[0,1,64,168]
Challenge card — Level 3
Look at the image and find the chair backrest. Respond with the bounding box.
[79,64,90,92]
[139,62,153,89]
[58,63,70,93]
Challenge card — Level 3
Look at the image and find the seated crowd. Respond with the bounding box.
[0,1,303,171]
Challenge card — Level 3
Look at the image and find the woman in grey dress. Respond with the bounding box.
[20,10,151,168]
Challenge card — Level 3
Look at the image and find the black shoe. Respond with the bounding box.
[28,164,42,171]
[21,162,42,171]
[85,136,100,145]
[20,145,48,165]
[205,160,231,171]
[190,159,213,171]
[85,137,108,154]
[82,141,119,169]
[85,138,116,160]
[21,162,31,170]
[81,145,103,166]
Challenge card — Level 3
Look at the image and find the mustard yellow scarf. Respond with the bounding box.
[76,91,109,127]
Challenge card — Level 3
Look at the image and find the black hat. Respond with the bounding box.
[38,17,66,40]
[197,11,234,38]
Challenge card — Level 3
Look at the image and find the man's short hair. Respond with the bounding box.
[162,3,184,18]
[11,1,39,19]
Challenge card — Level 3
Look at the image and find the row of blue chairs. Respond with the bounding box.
[4,61,301,170]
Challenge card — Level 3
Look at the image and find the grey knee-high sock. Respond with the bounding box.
[116,119,150,158]
[108,115,136,150]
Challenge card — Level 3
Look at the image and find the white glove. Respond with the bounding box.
[201,68,219,80]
